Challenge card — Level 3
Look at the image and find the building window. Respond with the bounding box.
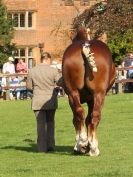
[12,13,25,28]
[20,48,25,57]
[28,48,33,69]
[13,48,34,69]
[28,48,33,57]
[28,12,33,27]
[62,0,90,6]
[10,11,35,29]
[64,0,74,6]
[14,14,18,27]
[80,0,89,6]
[13,48,26,62]
[14,49,19,58]
[20,13,25,27]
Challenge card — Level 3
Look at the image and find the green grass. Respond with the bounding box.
[0,94,133,177]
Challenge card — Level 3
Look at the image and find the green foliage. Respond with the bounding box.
[72,0,133,65]
[0,95,133,177]
[108,29,133,65]
[0,0,14,65]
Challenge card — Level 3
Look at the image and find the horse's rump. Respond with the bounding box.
[62,39,115,96]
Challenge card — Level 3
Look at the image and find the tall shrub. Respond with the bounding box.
[72,0,133,65]
[0,0,14,68]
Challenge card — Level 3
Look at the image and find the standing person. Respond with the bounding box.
[27,52,61,152]
[122,53,133,78]
[16,58,28,99]
[122,53,133,68]
[0,77,7,99]
[121,53,133,91]
[128,60,133,78]
[16,58,27,73]
[127,60,133,92]
[2,56,15,74]
[9,76,20,100]
[2,57,15,99]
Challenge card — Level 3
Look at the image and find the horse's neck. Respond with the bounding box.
[72,31,88,43]
[72,36,87,43]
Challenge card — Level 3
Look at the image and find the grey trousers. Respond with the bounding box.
[34,110,56,152]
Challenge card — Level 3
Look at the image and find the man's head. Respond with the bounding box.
[128,53,133,59]
[11,76,16,80]
[8,56,14,63]
[18,58,24,63]
[41,52,52,65]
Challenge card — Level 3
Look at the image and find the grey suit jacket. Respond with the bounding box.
[27,64,61,110]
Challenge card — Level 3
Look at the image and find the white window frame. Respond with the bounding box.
[13,48,34,69]
[11,11,36,30]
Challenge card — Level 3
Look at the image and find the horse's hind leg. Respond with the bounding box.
[68,91,88,154]
[86,92,105,156]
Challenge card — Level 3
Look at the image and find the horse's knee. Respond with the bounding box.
[92,111,101,126]
[92,111,100,118]
[73,106,84,120]
[76,107,84,116]
[73,106,85,132]
[85,116,91,128]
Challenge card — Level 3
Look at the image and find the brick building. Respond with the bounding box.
[5,0,98,68]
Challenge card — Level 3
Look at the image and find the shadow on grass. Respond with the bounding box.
[0,143,37,153]
[0,139,74,155]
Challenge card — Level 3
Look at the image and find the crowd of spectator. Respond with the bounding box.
[121,53,133,92]
[112,52,133,94]
[121,53,133,79]
[0,56,32,100]
[0,55,64,100]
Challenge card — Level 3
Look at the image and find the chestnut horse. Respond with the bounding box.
[62,28,116,156]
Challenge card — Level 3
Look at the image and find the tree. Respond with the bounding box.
[72,0,133,65]
[0,0,15,68]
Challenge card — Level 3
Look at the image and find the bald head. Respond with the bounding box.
[41,52,52,65]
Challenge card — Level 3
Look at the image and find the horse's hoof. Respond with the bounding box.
[89,148,100,157]
[79,146,87,154]
[74,144,87,155]
[73,149,83,155]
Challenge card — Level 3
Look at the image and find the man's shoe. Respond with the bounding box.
[47,147,54,152]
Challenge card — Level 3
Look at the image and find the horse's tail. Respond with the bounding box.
[82,41,98,72]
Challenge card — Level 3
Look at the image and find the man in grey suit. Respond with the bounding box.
[27,52,61,152]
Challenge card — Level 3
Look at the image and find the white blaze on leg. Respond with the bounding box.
[75,132,80,141]
[80,127,87,142]
[79,128,88,148]
[74,132,80,151]
[88,136,100,156]
[74,128,88,152]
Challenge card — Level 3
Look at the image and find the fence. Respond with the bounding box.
[0,73,28,100]
[0,72,64,100]
[0,67,133,100]
[115,66,133,93]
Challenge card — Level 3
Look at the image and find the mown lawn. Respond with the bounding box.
[0,93,133,177]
